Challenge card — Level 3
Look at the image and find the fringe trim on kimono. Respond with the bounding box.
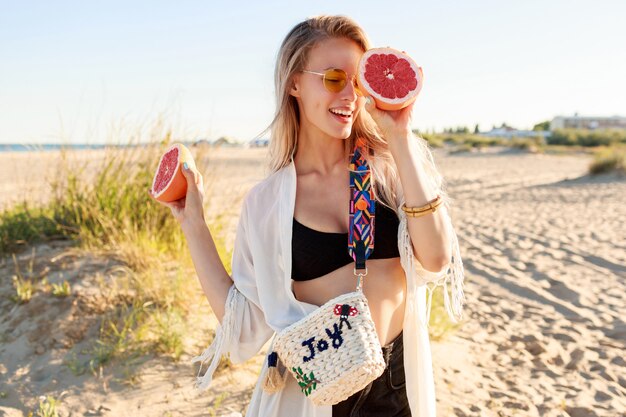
[191,283,242,390]
[398,209,465,327]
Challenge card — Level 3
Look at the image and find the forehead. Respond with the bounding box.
[306,37,364,70]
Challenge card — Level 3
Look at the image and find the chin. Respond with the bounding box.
[318,119,354,140]
[332,124,354,137]
[329,130,352,141]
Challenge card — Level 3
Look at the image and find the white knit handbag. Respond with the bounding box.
[261,138,385,405]
[271,272,385,405]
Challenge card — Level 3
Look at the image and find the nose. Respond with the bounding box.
[342,75,363,98]
[351,76,364,96]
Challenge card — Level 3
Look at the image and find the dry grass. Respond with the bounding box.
[589,144,626,175]
[1,115,236,379]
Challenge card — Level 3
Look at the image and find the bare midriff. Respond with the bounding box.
[292,257,406,346]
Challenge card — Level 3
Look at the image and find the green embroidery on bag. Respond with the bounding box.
[292,367,320,396]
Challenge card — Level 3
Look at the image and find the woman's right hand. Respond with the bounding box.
[149,163,206,228]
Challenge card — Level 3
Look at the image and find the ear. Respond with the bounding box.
[289,74,301,98]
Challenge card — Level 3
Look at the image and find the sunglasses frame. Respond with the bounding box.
[301,68,364,96]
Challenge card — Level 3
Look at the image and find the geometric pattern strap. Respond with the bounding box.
[348,137,375,270]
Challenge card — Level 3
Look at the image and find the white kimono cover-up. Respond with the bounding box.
[191,159,465,417]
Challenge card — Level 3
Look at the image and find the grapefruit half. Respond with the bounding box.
[150,143,197,202]
[357,47,424,111]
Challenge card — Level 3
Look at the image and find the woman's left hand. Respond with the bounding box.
[362,95,415,142]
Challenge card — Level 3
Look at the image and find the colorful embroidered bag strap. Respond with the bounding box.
[348,137,375,288]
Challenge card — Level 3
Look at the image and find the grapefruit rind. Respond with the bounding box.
[357,47,423,111]
[151,143,197,203]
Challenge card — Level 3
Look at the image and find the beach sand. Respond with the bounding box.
[431,148,626,416]
[1,145,624,416]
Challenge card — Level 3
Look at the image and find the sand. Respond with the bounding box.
[1,145,624,416]
[431,148,626,416]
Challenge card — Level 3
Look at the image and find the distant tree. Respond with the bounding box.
[500,122,515,130]
[474,124,480,134]
[533,120,551,131]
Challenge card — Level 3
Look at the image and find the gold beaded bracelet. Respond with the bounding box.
[401,195,443,218]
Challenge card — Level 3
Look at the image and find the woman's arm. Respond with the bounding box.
[150,164,274,367]
[186,187,275,389]
[363,97,452,272]
[387,132,452,272]
[182,219,234,325]
[150,164,234,324]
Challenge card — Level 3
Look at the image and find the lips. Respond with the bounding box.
[329,108,354,123]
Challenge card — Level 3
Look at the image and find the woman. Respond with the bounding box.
[150,14,464,417]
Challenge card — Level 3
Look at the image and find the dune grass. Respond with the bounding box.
[418,132,544,153]
[0,123,239,376]
[418,129,626,160]
[589,144,626,175]
[30,394,62,417]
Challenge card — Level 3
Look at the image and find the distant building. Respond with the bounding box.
[550,114,626,130]
[192,137,241,147]
[249,138,269,147]
[481,126,550,139]
[481,126,516,137]
[192,139,212,147]
[213,136,238,147]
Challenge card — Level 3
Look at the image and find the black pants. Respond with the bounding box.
[332,330,411,417]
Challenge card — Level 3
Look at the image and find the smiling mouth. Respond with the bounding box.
[329,109,354,123]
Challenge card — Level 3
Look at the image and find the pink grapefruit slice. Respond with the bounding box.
[357,47,424,111]
[150,143,196,202]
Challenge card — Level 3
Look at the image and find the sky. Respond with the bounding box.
[1,0,625,145]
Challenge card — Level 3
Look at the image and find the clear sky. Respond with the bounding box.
[1,0,625,144]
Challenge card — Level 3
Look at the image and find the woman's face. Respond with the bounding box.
[290,37,365,141]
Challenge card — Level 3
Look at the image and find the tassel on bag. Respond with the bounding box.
[262,351,288,393]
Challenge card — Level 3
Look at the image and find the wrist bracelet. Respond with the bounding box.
[401,195,443,218]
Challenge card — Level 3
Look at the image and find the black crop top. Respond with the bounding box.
[291,203,400,281]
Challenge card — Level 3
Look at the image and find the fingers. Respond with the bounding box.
[168,198,184,210]
[364,95,375,112]
[364,95,383,119]
[181,162,199,192]
[181,162,206,203]
[197,172,205,197]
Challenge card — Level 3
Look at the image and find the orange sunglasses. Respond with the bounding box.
[301,68,364,96]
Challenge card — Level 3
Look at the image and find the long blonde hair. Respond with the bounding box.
[254,14,453,213]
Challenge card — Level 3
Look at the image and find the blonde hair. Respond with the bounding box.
[254,14,453,214]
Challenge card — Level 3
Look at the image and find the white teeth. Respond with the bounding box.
[330,108,352,117]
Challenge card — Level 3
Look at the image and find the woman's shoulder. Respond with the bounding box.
[241,162,293,215]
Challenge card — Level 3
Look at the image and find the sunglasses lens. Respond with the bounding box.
[323,69,347,92]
